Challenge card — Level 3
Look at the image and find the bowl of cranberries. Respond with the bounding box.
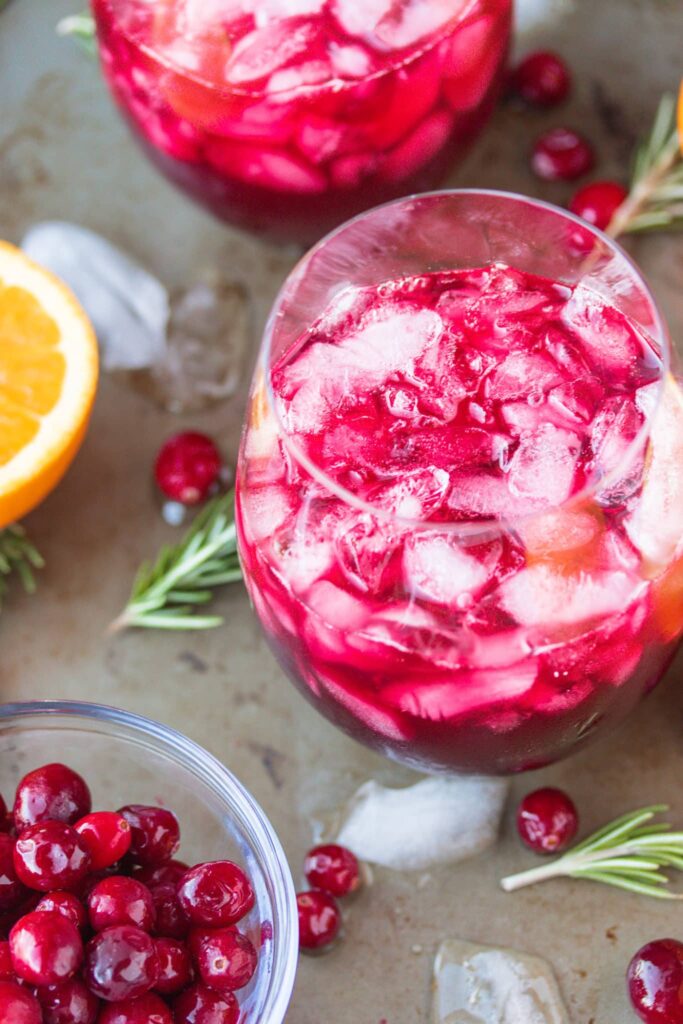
[0,700,298,1024]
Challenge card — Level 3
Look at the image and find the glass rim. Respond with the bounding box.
[98,0,488,100]
[0,699,299,1024]
[261,187,672,538]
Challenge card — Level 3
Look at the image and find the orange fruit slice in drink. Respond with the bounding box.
[0,241,99,528]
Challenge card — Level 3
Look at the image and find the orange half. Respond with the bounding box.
[0,241,99,528]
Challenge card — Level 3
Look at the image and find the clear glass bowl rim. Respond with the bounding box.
[261,187,672,539]
[0,698,299,1024]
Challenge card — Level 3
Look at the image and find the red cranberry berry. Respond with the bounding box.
[174,982,239,1024]
[304,844,361,898]
[84,924,159,1002]
[531,128,595,181]
[0,979,42,1024]
[38,977,100,1024]
[517,788,579,854]
[154,432,222,506]
[0,833,29,910]
[151,882,189,939]
[511,51,571,107]
[178,862,255,928]
[75,813,132,871]
[628,939,683,1023]
[195,927,257,993]
[97,992,173,1024]
[36,892,87,930]
[569,180,628,231]
[9,910,83,986]
[88,876,156,933]
[296,891,341,951]
[132,859,188,889]
[118,806,180,867]
[13,821,91,892]
[13,764,91,832]
[0,939,14,979]
[154,937,194,995]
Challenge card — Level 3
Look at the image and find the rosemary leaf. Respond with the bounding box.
[0,526,44,611]
[56,12,97,54]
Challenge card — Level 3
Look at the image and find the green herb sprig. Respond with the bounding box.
[109,491,242,633]
[501,806,683,899]
[0,526,44,611]
[56,12,96,55]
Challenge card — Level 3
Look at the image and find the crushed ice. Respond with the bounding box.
[328,775,509,871]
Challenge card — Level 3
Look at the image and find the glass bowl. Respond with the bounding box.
[0,700,298,1022]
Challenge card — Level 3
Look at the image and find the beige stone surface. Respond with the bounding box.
[1,2,682,1021]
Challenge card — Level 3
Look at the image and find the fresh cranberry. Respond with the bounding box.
[88,876,156,933]
[304,844,361,898]
[531,128,595,181]
[9,910,83,986]
[151,882,189,939]
[296,891,341,951]
[569,180,628,231]
[13,821,91,892]
[195,927,257,993]
[118,806,180,867]
[628,939,683,1023]
[517,788,579,854]
[177,862,254,928]
[38,977,100,1024]
[132,860,188,889]
[0,979,42,1024]
[13,764,91,832]
[0,939,13,979]
[74,813,132,871]
[84,925,159,1002]
[174,982,238,1024]
[36,892,87,930]
[0,833,29,910]
[154,937,193,995]
[97,991,173,1024]
[511,51,571,107]
[154,432,222,505]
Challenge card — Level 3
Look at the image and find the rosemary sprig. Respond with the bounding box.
[0,525,44,611]
[109,491,242,633]
[501,806,683,899]
[56,12,96,55]
[607,93,683,237]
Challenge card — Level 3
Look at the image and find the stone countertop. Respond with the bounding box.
[1,2,682,1021]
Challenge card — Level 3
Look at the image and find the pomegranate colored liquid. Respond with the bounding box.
[237,262,683,773]
[92,0,511,243]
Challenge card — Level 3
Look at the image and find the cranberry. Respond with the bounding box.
[154,432,222,505]
[569,180,628,231]
[154,937,193,995]
[296,891,341,951]
[0,833,29,910]
[36,892,87,930]
[84,924,159,1002]
[88,876,156,933]
[0,939,14,979]
[38,977,100,1024]
[75,813,132,870]
[0,979,42,1024]
[13,821,91,892]
[304,844,361,898]
[174,982,239,1024]
[13,764,91,832]
[97,991,173,1024]
[511,51,571,107]
[628,939,683,1023]
[9,910,83,986]
[195,927,257,994]
[118,806,180,867]
[517,788,579,854]
[531,128,595,181]
[132,859,188,889]
[177,862,254,928]
[151,882,189,939]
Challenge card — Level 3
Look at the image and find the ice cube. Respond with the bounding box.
[448,473,541,520]
[241,485,295,544]
[432,938,570,1024]
[383,661,538,720]
[329,42,374,79]
[372,468,450,520]
[443,15,502,112]
[332,775,509,871]
[562,290,641,381]
[344,0,469,52]
[515,508,602,560]
[625,377,683,565]
[589,396,643,478]
[273,531,335,593]
[330,0,394,40]
[317,671,414,742]
[205,140,328,193]
[268,60,334,94]
[486,352,564,401]
[507,424,581,507]
[380,109,456,184]
[404,534,490,605]
[226,18,320,85]
[336,517,398,594]
[305,579,369,631]
[499,563,644,629]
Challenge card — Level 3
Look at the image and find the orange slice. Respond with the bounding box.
[0,241,99,528]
